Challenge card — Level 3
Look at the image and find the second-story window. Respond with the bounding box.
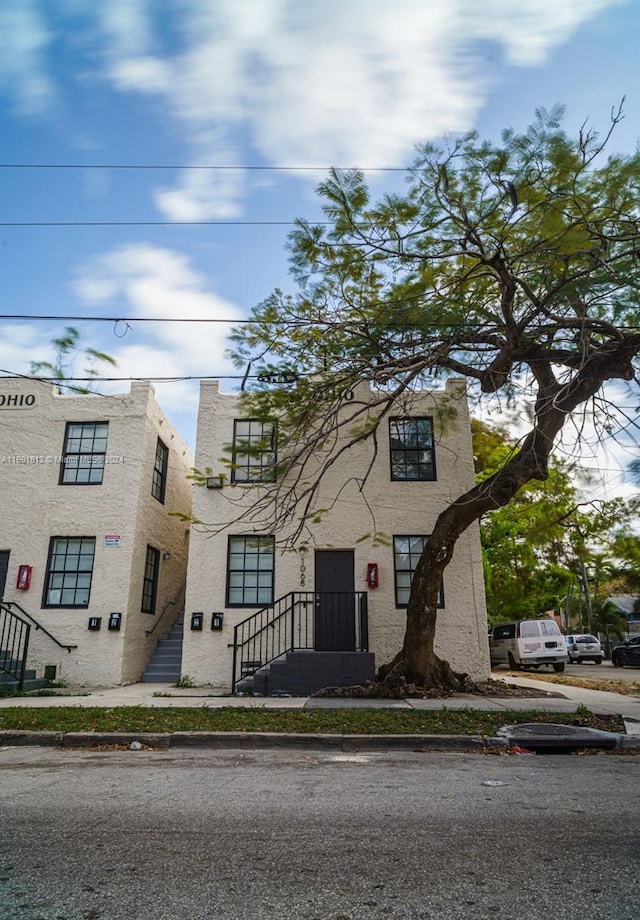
[60,422,108,485]
[231,420,276,483]
[389,417,436,481]
[141,545,160,614]
[152,438,168,503]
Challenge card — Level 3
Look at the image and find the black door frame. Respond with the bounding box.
[0,550,10,601]
[314,549,356,651]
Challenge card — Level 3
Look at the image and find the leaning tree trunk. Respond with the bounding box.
[377,341,639,693]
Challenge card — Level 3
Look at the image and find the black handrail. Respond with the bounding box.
[145,579,186,638]
[0,602,31,689]
[232,591,368,693]
[2,600,77,652]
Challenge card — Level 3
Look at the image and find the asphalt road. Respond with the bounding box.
[1,746,639,920]
[564,661,640,680]
[494,660,640,682]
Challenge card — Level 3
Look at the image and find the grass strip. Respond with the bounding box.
[0,706,625,736]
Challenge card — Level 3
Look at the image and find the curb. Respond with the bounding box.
[0,730,507,752]
[2,730,638,752]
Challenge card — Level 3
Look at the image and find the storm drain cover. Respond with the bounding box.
[497,723,619,752]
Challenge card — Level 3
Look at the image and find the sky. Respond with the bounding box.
[1,0,639,500]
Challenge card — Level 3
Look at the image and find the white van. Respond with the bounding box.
[489,619,568,672]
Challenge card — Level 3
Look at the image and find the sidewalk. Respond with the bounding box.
[1,674,639,719]
[1,676,639,752]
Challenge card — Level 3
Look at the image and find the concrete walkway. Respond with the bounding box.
[1,675,639,722]
[2,676,639,752]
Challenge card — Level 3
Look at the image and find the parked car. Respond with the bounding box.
[611,636,640,668]
[565,634,604,664]
[489,619,568,672]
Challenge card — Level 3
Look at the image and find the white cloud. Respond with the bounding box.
[71,243,246,442]
[0,0,55,115]
[1,0,621,213]
[92,0,620,216]
[0,323,54,371]
[153,154,247,221]
[73,243,243,374]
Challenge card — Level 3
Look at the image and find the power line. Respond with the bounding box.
[2,313,640,333]
[0,370,247,383]
[1,369,638,410]
[0,163,408,172]
[0,220,308,227]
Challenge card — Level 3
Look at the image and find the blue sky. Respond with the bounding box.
[1,0,638,496]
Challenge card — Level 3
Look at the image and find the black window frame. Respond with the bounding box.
[141,544,160,614]
[231,419,277,483]
[152,437,169,504]
[226,535,275,607]
[392,535,444,608]
[59,421,109,485]
[42,536,96,608]
[389,417,436,482]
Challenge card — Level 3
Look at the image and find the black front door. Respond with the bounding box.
[314,550,356,651]
[0,551,9,601]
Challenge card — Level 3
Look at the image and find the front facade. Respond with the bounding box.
[0,378,192,686]
[183,379,490,692]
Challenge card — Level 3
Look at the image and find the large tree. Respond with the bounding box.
[229,105,640,691]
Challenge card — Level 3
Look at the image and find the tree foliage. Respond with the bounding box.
[229,104,640,691]
[473,420,638,624]
[30,326,116,393]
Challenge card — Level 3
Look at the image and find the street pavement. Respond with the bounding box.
[2,748,639,920]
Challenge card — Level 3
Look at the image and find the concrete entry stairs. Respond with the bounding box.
[141,612,184,683]
[0,601,54,691]
[235,650,376,696]
[0,654,48,691]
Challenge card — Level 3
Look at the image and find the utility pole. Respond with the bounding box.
[579,560,593,634]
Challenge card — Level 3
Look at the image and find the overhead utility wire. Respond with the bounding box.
[1,370,638,410]
[0,163,408,172]
[1,220,306,227]
[3,314,640,333]
[0,368,244,384]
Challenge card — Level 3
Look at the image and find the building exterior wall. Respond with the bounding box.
[0,378,192,686]
[183,380,490,691]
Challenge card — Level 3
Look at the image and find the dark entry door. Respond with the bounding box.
[314,550,356,651]
[0,551,9,601]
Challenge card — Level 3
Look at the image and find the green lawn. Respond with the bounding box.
[0,706,625,736]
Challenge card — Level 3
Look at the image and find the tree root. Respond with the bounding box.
[314,656,473,699]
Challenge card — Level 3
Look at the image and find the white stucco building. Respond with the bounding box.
[182,379,490,693]
[0,378,193,686]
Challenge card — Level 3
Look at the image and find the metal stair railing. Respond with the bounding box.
[2,600,77,653]
[0,602,32,690]
[231,591,368,693]
[145,579,187,639]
